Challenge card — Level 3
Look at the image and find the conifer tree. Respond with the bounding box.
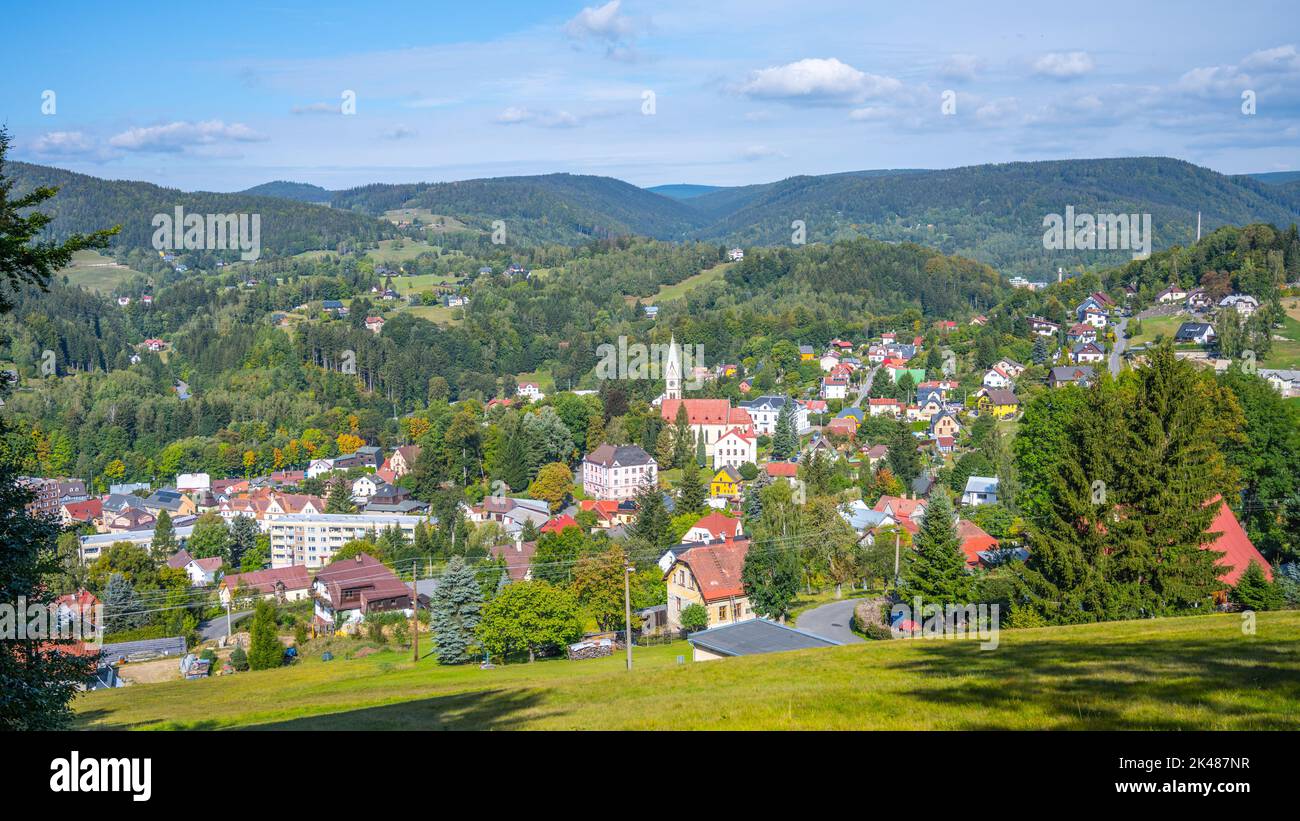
[431,556,484,663]
[742,538,801,622]
[672,404,692,468]
[886,418,921,486]
[103,573,146,633]
[150,510,177,560]
[900,490,968,606]
[1231,560,1282,611]
[247,598,284,670]
[677,456,707,514]
[771,401,797,460]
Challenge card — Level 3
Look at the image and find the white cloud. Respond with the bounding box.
[1032,51,1094,79]
[30,131,96,156]
[108,121,266,153]
[292,102,337,115]
[565,1,634,41]
[941,54,982,81]
[740,144,783,161]
[382,126,419,140]
[495,107,582,128]
[739,57,902,104]
[1240,44,1300,73]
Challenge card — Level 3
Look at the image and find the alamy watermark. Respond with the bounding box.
[595,336,706,389]
[152,206,261,261]
[0,597,102,646]
[890,597,1000,649]
[1043,206,1151,260]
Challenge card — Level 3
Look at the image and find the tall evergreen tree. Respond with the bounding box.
[102,572,146,633]
[431,556,484,664]
[672,404,692,468]
[900,490,968,606]
[771,401,797,460]
[631,484,672,548]
[886,418,922,486]
[150,509,177,560]
[325,476,356,513]
[677,456,707,514]
[247,598,283,670]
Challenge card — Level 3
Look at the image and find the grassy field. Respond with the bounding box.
[57,250,150,292]
[1261,301,1300,368]
[73,611,1300,730]
[1126,313,1185,345]
[629,261,733,306]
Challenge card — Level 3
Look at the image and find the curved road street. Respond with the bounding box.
[794,597,866,644]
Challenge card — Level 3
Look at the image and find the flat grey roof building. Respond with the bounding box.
[687,618,841,661]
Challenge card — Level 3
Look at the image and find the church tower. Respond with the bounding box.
[664,335,682,400]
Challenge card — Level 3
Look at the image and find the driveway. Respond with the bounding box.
[199,610,253,642]
[1109,316,1128,377]
[794,597,866,644]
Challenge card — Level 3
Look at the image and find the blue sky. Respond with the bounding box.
[3,0,1298,191]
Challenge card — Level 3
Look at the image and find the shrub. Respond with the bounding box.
[229,646,249,671]
[680,603,709,633]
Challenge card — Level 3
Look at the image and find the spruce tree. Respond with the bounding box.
[772,401,797,460]
[247,599,284,670]
[150,510,177,560]
[677,457,707,514]
[1231,560,1282,611]
[103,573,146,633]
[900,490,968,606]
[886,418,921,486]
[631,484,672,547]
[672,404,692,468]
[325,476,355,513]
[431,556,484,664]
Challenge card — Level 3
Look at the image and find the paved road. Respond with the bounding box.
[198,609,253,642]
[794,597,866,644]
[1109,316,1128,377]
[852,365,881,408]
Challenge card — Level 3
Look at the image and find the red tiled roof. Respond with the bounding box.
[61,499,102,521]
[541,514,578,534]
[874,495,926,520]
[956,519,1000,567]
[660,399,753,428]
[489,541,537,581]
[764,461,798,478]
[223,565,311,595]
[688,511,742,540]
[314,553,410,611]
[674,537,750,602]
[1204,497,1272,585]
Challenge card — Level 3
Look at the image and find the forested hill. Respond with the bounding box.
[238,180,333,204]
[330,173,701,244]
[7,163,390,255]
[685,158,1300,275]
[16,158,1300,274]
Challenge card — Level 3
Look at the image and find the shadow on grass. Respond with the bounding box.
[890,632,1300,730]
[79,687,552,731]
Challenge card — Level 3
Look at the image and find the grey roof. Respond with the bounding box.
[1175,321,1214,340]
[584,443,655,468]
[687,619,841,657]
[100,636,187,661]
[963,476,999,496]
[739,395,796,412]
[364,500,429,514]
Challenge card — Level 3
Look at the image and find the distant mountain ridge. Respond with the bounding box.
[14,158,1300,273]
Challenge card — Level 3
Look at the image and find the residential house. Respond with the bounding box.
[867,398,902,418]
[1070,342,1106,364]
[143,489,196,518]
[1049,365,1095,388]
[1260,369,1300,398]
[1027,316,1060,337]
[738,395,810,435]
[710,466,744,498]
[268,513,426,568]
[516,381,545,402]
[312,553,413,629]
[582,443,658,500]
[489,540,538,582]
[982,366,1013,389]
[976,389,1020,419]
[687,619,839,662]
[364,315,385,334]
[929,411,962,438]
[1186,288,1212,310]
[1219,294,1259,317]
[1155,283,1189,303]
[1174,322,1216,345]
[386,445,421,478]
[60,498,102,528]
[820,376,849,400]
[220,566,313,607]
[961,476,999,506]
[1066,323,1098,344]
[665,537,753,631]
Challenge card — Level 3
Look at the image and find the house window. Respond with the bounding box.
[718,605,728,621]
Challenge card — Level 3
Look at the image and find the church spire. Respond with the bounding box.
[664,335,682,400]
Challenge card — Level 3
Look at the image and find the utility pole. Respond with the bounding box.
[411,559,419,663]
[624,564,634,671]
[893,530,901,595]
[225,595,233,646]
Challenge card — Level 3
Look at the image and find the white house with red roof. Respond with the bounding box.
[712,427,757,470]
[516,381,545,402]
[660,398,755,464]
[682,511,743,544]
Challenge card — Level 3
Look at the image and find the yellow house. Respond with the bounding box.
[665,539,754,631]
[977,389,1021,419]
[710,465,743,498]
[799,345,815,361]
